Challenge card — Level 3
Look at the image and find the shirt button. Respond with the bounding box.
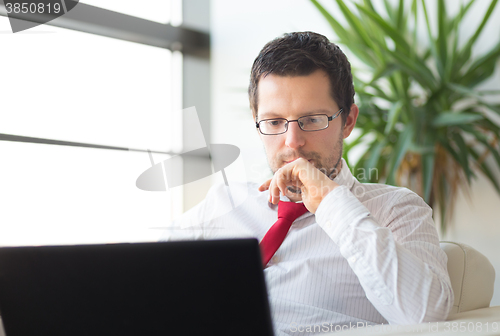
[272,256,280,263]
[325,221,332,229]
[349,257,357,263]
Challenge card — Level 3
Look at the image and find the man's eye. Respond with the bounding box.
[302,117,319,124]
[267,120,284,127]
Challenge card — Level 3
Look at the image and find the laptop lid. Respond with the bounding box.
[0,238,274,336]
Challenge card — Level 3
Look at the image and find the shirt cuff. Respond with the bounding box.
[315,185,381,245]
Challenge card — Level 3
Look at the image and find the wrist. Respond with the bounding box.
[307,180,340,213]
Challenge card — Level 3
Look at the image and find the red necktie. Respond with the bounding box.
[259,201,308,267]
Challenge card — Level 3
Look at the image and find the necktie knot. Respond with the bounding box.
[278,201,308,222]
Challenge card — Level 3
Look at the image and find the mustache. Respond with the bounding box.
[278,150,321,162]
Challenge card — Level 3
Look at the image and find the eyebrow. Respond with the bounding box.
[258,109,333,120]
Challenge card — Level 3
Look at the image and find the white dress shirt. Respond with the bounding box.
[161,158,454,335]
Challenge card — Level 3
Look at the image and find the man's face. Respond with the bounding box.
[256,69,357,179]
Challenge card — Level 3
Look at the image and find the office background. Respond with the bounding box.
[1,0,499,305]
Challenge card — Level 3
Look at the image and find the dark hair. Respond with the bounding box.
[249,31,354,126]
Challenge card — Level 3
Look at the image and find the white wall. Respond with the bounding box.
[210,0,500,306]
[439,156,500,306]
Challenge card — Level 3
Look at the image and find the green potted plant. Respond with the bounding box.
[311,0,500,232]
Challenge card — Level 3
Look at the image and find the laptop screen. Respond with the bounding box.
[0,239,274,336]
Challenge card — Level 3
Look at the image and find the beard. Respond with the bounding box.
[267,131,344,186]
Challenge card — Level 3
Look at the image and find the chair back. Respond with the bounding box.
[440,241,495,314]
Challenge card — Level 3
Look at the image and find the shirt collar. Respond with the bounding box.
[332,157,357,192]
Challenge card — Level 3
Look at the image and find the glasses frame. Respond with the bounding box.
[255,108,343,135]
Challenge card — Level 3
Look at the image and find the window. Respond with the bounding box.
[0,2,208,245]
[0,18,177,151]
[80,0,182,25]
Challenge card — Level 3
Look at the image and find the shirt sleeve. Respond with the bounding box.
[315,185,454,324]
[159,184,221,242]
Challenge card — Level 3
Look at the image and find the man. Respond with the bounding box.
[163,32,454,335]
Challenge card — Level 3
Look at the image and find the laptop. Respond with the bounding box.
[0,238,274,336]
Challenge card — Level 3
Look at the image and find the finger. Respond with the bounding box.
[267,173,276,204]
[276,172,289,197]
[269,176,280,204]
[258,179,272,192]
[269,171,282,204]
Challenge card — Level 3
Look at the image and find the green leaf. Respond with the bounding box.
[451,132,475,185]
[353,145,375,182]
[411,0,418,58]
[386,125,413,185]
[408,144,435,154]
[484,103,500,115]
[359,83,395,102]
[461,40,500,87]
[422,150,435,203]
[437,0,448,76]
[437,173,448,233]
[366,137,389,171]
[344,128,372,152]
[464,0,498,50]
[459,125,500,173]
[342,149,351,168]
[362,0,376,12]
[359,1,388,49]
[355,4,411,54]
[349,43,383,68]
[383,0,396,23]
[456,0,499,71]
[396,0,405,30]
[476,90,500,95]
[446,82,481,97]
[310,0,383,69]
[387,48,437,89]
[446,84,500,113]
[438,138,463,170]
[335,0,378,52]
[422,0,444,77]
[432,112,484,127]
[310,0,352,43]
[448,0,476,32]
[384,101,404,135]
[367,64,399,86]
[467,145,500,195]
[448,0,476,78]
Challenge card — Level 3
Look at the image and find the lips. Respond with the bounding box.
[283,158,313,164]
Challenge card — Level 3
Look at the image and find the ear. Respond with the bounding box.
[342,104,359,139]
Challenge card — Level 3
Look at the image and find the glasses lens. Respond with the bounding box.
[298,115,328,131]
[259,119,287,134]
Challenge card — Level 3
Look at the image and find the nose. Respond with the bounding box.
[285,121,306,149]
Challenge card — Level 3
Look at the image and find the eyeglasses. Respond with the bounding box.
[255,109,343,135]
